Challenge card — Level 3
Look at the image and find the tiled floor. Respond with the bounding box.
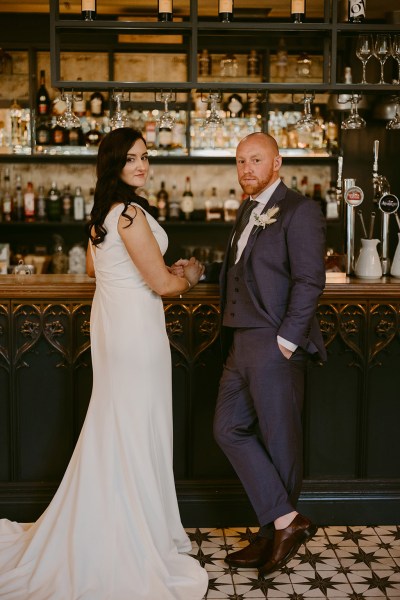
[187,525,400,599]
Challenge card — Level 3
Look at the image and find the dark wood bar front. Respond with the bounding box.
[0,275,399,525]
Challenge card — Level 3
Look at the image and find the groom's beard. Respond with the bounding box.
[239,164,274,197]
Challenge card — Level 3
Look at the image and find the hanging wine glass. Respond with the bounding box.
[203,91,223,128]
[341,94,366,129]
[373,33,392,85]
[109,92,128,129]
[386,96,400,129]
[56,92,81,128]
[355,34,373,84]
[294,94,319,132]
[157,91,176,130]
[391,34,400,84]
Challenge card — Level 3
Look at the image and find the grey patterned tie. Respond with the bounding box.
[228,199,257,268]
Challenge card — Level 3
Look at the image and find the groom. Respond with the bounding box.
[213,132,326,576]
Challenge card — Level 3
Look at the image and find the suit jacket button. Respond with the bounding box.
[232,300,236,304]
[235,288,239,292]
[230,313,235,317]
[235,277,239,281]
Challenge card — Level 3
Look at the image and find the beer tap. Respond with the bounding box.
[344,179,364,275]
[372,139,399,275]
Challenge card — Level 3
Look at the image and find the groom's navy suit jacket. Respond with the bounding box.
[219,180,327,362]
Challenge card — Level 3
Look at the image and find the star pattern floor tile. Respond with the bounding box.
[187,525,400,599]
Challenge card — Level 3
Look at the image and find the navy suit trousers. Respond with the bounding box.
[214,327,308,526]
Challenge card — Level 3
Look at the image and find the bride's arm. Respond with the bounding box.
[118,205,202,297]
[86,240,95,278]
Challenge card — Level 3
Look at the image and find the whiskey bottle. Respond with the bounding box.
[61,184,73,221]
[47,181,62,222]
[12,174,24,221]
[2,168,12,222]
[73,186,85,221]
[219,0,233,22]
[158,0,173,22]
[36,70,51,117]
[23,181,36,222]
[36,185,47,221]
[168,184,181,220]
[89,91,105,117]
[290,0,306,23]
[156,181,169,222]
[199,49,212,76]
[181,176,194,221]
[82,0,96,21]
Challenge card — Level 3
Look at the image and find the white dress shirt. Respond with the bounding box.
[234,178,297,354]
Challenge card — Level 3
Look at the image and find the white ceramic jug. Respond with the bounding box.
[355,238,382,279]
[390,233,400,278]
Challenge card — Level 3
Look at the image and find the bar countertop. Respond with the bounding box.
[1,273,400,299]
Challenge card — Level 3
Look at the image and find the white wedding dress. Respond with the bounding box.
[0,203,208,600]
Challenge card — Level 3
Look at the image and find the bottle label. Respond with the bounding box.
[291,0,305,12]
[24,193,35,216]
[82,0,96,10]
[159,0,172,12]
[349,0,365,19]
[90,98,102,115]
[219,0,233,12]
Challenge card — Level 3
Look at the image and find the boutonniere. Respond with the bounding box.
[252,205,280,229]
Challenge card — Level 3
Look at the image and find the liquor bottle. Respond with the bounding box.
[85,120,103,147]
[325,181,339,219]
[23,181,35,222]
[144,113,157,150]
[168,184,181,220]
[89,91,105,117]
[180,176,194,221]
[205,187,223,221]
[36,70,51,117]
[52,235,68,274]
[199,49,212,76]
[299,175,310,197]
[36,120,51,146]
[171,111,186,150]
[2,168,12,223]
[72,91,87,118]
[219,0,233,22]
[247,50,260,77]
[47,181,62,222]
[61,184,73,221]
[85,187,95,220]
[51,118,68,146]
[312,183,326,216]
[13,174,24,221]
[73,186,85,221]
[158,0,173,22]
[290,175,300,193]
[36,185,47,221]
[223,189,240,222]
[82,0,96,21]
[348,0,365,23]
[146,171,158,219]
[158,124,173,151]
[290,0,306,23]
[68,124,84,146]
[156,181,169,222]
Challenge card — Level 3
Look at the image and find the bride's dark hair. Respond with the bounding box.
[87,127,150,246]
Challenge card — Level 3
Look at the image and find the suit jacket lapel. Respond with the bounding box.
[242,181,287,264]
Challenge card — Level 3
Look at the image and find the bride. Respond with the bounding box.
[0,127,208,600]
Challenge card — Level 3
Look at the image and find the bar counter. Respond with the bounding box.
[1,274,399,525]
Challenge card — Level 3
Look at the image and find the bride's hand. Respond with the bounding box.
[170,258,189,277]
[184,257,205,287]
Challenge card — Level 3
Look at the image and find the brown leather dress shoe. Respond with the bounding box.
[258,514,318,576]
[225,536,274,568]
